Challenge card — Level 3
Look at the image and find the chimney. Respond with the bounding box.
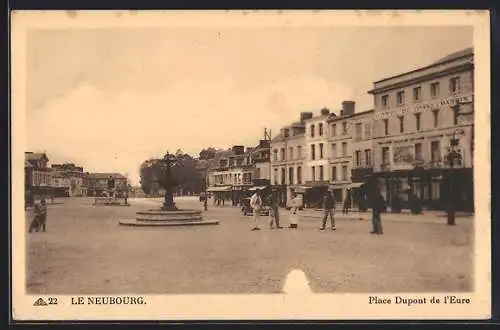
[300,112,314,123]
[320,108,330,116]
[342,101,355,116]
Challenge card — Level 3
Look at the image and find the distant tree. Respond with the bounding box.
[199,147,218,160]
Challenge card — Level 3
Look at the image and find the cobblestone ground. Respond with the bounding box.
[26,197,474,295]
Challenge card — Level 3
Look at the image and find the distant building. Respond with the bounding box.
[247,139,271,185]
[368,47,474,211]
[25,152,54,201]
[270,112,308,206]
[84,172,128,197]
[50,163,86,197]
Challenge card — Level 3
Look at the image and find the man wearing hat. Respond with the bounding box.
[320,189,336,231]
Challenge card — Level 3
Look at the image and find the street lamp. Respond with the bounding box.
[444,128,465,226]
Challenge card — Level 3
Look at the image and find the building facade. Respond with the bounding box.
[270,113,309,205]
[84,173,128,197]
[25,152,54,199]
[348,109,375,209]
[51,163,86,197]
[325,101,356,204]
[368,47,474,211]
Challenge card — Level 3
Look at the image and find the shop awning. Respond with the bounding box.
[248,186,268,191]
[207,186,232,192]
[348,182,365,189]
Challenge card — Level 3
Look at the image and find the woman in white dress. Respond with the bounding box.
[288,192,300,229]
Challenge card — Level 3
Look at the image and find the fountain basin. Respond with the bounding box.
[119,209,219,227]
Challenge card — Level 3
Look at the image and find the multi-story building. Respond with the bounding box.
[270,112,309,205]
[247,139,271,185]
[207,146,255,204]
[50,163,86,197]
[84,173,128,197]
[326,101,356,204]
[348,109,375,208]
[25,152,53,191]
[368,47,474,211]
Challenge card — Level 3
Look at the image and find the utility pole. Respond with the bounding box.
[265,128,272,184]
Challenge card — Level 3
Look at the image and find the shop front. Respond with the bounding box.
[373,167,473,212]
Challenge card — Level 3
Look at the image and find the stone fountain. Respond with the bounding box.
[119,152,219,227]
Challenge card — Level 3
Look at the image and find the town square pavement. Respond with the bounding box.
[25,197,474,295]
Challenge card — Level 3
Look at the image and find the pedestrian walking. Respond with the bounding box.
[342,191,351,214]
[267,191,283,229]
[250,189,263,231]
[320,190,336,231]
[38,199,48,232]
[371,190,386,235]
[28,201,42,233]
[288,192,300,229]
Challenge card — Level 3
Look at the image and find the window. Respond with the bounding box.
[381,95,389,108]
[355,150,362,167]
[331,124,337,136]
[382,147,390,165]
[310,124,315,138]
[431,181,441,200]
[383,119,389,135]
[432,109,439,128]
[364,123,371,139]
[284,129,290,138]
[413,86,422,102]
[289,147,294,160]
[453,106,459,125]
[280,148,286,161]
[450,77,460,93]
[331,166,337,181]
[415,113,421,131]
[415,143,422,161]
[342,122,348,134]
[310,144,316,160]
[332,143,337,158]
[256,168,261,179]
[289,167,294,185]
[364,149,372,166]
[297,166,302,184]
[319,123,323,136]
[342,142,348,157]
[342,165,348,181]
[297,146,302,159]
[319,166,324,181]
[311,166,316,182]
[281,168,286,185]
[319,143,324,159]
[397,91,405,105]
[355,123,362,140]
[431,82,440,98]
[398,116,404,133]
[431,141,441,163]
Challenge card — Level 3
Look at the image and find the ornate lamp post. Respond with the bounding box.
[159,152,178,211]
[444,129,465,226]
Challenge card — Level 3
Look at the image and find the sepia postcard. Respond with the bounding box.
[11,10,491,321]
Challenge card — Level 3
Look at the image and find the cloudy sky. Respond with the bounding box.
[24,23,472,185]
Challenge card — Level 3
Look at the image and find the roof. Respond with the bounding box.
[85,173,126,179]
[25,152,49,161]
[326,109,374,122]
[373,47,474,85]
[433,47,473,65]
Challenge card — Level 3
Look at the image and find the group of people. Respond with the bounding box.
[248,188,386,235]
[28,198,48,233]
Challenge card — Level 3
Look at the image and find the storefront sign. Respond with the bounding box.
[374,94,473,120]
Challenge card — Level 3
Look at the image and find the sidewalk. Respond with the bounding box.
[293,208,474,224]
